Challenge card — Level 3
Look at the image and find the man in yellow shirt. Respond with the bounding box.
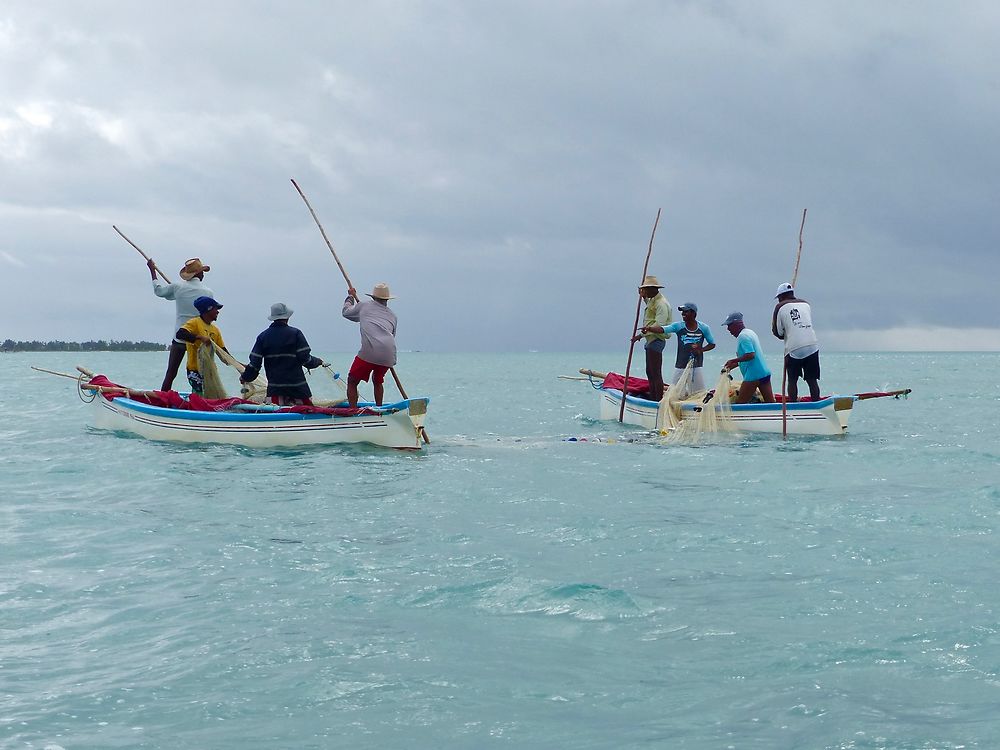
[629,275,672,401]
[174,296,229,395]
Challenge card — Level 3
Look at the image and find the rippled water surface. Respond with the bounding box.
[3,351,999,749]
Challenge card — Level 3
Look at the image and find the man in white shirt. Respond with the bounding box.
[343,283,398,408]
[148,257,214,391]
[771,282,821,401]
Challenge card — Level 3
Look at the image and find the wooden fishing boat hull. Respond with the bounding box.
[597,388,854,436]
[89,394,429,449]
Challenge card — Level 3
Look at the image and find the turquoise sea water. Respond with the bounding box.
[3,351,999,749]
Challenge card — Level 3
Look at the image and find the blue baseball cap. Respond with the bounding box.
[722,311,743,325]
[678,302,698,314]
[193,296,223,313]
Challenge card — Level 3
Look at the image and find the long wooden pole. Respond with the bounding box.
[781,208,808,438]
[290,178,429,444]
[791,208,807,288]
[113,225,171,283]
[619,209,662,422]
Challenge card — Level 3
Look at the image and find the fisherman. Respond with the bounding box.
[240,303,326,406]
[174,295,229,396]
[342,283,397,408]
[629,275,672,401]
[148,257,214,391]
[771,282,821,401]
[721,311,775,404]
[662,302,716,397]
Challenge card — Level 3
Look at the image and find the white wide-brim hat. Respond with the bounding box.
[366,283,395,300]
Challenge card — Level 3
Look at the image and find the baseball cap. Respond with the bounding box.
[678,302,698,314]
[774,282,794,298]
[722,311,744,326]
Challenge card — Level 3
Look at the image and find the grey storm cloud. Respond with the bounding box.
[2,1,998,352]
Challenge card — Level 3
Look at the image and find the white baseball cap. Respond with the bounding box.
[774,282,794,298]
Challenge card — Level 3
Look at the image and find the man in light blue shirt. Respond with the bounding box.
[722,311,775,404]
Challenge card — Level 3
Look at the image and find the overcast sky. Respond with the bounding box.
[2,1,998,352]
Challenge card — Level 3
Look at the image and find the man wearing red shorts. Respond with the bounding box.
[343,283,397,408]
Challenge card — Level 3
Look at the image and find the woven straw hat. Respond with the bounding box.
[638,275,663,289]
[367,283,395,300]
[180,258,211,280]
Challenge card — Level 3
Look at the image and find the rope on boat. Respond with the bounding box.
[76,371,98,403]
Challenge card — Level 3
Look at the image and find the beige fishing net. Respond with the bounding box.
[659,364,739,445]
[196,341,228,399]
[211,344,267,403]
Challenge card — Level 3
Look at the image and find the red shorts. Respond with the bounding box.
[349,356,389,385]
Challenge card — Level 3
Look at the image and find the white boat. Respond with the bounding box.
[79,375,428,450]
[597,386,854,436]
[581,369,909,437]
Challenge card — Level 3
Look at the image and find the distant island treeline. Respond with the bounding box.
[2,339,167,352]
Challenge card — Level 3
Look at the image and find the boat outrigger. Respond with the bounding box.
[579,369,909,437]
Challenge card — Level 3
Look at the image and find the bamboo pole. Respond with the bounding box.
[619,208,662,422]
[113,225,171,283]
[290,178,429,443]
[781,208,808,438]
[31,366,150,398]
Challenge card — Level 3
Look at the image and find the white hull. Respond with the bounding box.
[597,389,853,436]
[89,394,427,449]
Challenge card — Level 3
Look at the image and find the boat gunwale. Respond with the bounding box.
[602,388,852,413]
[101,395,427,423]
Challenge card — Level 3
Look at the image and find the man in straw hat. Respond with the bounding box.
[343,283,397,408]
[240,303,327,406]
[629,275,673,401]
[148,257,214,391]
[771,282,821,401]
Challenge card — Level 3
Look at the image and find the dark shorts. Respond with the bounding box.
[644,339,666,353]
[785,351,820,381]
[746,373,772,386]
[186,369,205,394]
[349,356,390,385]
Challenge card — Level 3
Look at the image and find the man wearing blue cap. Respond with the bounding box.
[174,295,229,395]
[662,302,716,397]
[722,312,775,404]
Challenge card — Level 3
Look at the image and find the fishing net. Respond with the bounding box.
[197,342,228,400]
[212,343,267,404]
[660,367,739,445]
[656,359,693,433]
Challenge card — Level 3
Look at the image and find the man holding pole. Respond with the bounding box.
[771,282,821,401]
[148,257,214,391]
[629,275,672,401]
[343,283,397,408]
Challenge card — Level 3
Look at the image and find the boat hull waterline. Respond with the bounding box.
[89,393,429,449]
